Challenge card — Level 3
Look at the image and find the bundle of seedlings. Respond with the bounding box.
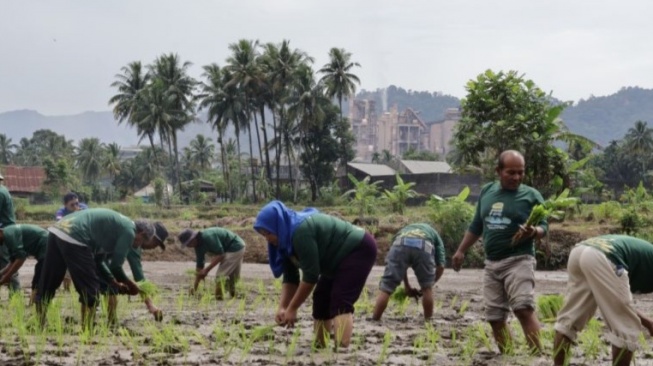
[512,188,579,245]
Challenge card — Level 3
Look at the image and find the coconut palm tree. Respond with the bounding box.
[625,120,653,178]
[76,138,106,184]
[148,53,197,195]
[0,134,17,164]
[103,142,122,181]
[259,40,314,196]
[109,61,150,125]
[189,134,215,172]
[319,47,361,121]
[226,39,263,201]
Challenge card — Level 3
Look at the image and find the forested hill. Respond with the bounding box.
[349,85,653,146]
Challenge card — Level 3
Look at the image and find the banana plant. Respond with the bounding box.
[341,173,383,218]
[382,174,420,214]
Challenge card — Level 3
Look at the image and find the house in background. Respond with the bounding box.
[397,160,452,175]
[133,182,173,203]
[0,165,46,201]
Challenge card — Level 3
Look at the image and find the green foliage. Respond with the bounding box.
[12,197,29,220]
[402,148,440,161]
[453,69,572,196]
[342,174,383,217]
[619,209,642,235]
[382,174,419,214]
[427,187,477,265]
[592,201,622,220]
[317,180,345,206]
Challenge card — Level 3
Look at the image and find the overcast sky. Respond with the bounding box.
[2,0,653,115]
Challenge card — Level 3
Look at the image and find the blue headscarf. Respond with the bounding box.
[253,200,319,278]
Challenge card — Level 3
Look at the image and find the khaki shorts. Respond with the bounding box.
[483,254,536,321]
[216,249,244,280]
[554,245,641,351]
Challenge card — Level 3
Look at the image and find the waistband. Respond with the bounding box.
[392,237,433,255]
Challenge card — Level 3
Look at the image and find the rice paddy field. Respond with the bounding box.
[1,261,653,366]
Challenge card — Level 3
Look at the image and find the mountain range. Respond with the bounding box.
[2,86,653,150]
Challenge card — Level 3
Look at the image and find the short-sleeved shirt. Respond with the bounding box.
[578,235,653,294]
[49,208,136,282]
[195,228,245,269]
[393,223,445,266]
[55,202,89,221]
[468,182,548,261]
[0,186,15,228]
[283,213,366,284]
[1,224,48,260]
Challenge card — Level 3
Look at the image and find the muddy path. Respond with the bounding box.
[1,261,652,365]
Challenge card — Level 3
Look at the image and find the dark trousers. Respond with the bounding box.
[37,234,100,307]
[312,232,378,320]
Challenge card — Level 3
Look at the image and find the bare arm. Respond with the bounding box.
[435,265,444,283]
[638,310,653,336]
[0,258,25,285]
[452,231,481,271]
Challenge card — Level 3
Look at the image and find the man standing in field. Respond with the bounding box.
[372,223,445,321]
[0,224,48,302]
[0,173,20,292]
[452,150,548,354]
[178,227,245,300]
[553,235,653,366]
[36,208,154,328]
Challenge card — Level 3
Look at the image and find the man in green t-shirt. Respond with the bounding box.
[35,208,155,328]
[0,176,20,292]
[452,150,548,354]
[553,235,653,366]
[178,227,246,300]
[99,221,169,325]
[0,224,48,295]
[373,223,445,321]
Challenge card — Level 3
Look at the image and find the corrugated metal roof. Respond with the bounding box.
[400,160,452,174]
[0,165,46,193]
[347,163,396,176]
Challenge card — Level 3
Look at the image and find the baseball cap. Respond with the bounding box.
[153,222,169,250]
[177,229,198,247]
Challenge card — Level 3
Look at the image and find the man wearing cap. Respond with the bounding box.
[372,223,446,321]
[178,227,246,300]
[100,221,169,324]
[0,224,48,302]
[35,208,155,328]
[0,173,20,292]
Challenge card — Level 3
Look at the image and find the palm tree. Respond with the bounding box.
[189,134,215,172]
[109,61,150,125]
[0,134,17,164]
[76,138,106,183]
[199,64,247,201]
[149,53,197,195]
[103,142,122,181]
[260,40,314,196]
[625,120,653,178]
[226,39,263,201]
[319,47,361,121]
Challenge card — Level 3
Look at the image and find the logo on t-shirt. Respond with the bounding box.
[485,202,511,230]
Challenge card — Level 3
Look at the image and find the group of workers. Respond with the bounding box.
[1,149,652,365]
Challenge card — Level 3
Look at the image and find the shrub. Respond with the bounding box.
[619,209,642,234]
[427,187,476,266]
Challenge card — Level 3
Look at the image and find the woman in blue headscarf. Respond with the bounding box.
[254,200,377,349]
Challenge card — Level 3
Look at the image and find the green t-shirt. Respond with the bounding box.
[578,235,653,294]
[2,224,48,260]
[468,182,548,261]
[0,186,15,228]
[195,228,245,269]
[393,223,446,266]
[283,213,366,284]
[52,208,136,282]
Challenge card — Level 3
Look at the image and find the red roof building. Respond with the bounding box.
[0,165,46,197]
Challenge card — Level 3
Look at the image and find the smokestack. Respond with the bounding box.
[382,87,388,113]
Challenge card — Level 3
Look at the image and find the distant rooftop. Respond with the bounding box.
[400,160,452,174]
[347,162,396,177]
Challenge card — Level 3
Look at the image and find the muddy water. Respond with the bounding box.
[1,261,652,365]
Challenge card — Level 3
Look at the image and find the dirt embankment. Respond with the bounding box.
[144,218,612,270]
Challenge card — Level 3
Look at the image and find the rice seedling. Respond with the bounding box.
[458,299,470,316]
[449,294,459,310]
[376,330,393,365]
[578,318,603,362]
[285,327,301,361]
[537,294,564,323]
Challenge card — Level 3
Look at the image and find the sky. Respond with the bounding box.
[1,0,653,115]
